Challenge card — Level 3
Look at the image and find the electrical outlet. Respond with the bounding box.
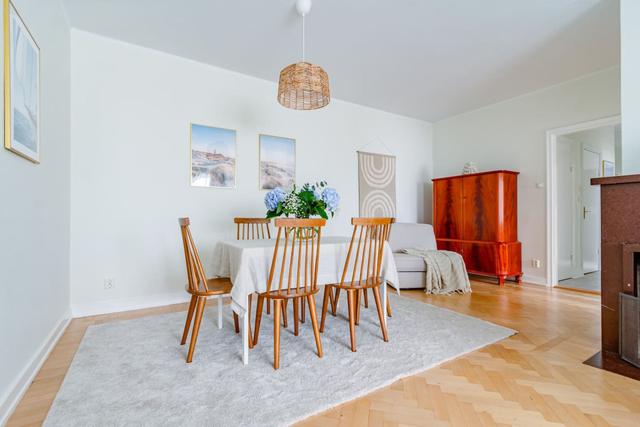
[104,278,115,290]
[531,259,542,268]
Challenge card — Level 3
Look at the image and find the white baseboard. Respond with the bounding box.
[72,292,192,318]
[0,309,71,427]
[521,274,549,286]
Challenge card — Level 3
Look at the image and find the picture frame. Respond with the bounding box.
[3,0,40,163]
[190,123,236,188]
[259,134,295,190]
[602,160,615,177]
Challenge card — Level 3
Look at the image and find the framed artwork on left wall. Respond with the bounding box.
[4,0,40,163]
[190,123,236,188]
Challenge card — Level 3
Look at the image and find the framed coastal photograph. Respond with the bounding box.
[602,160,615,177]
[4,0,40,163]
[259,134,295,190]
[190,123,236,188]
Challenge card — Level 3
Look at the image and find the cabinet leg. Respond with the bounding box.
[515,274,522,284]
[498,275,506,286]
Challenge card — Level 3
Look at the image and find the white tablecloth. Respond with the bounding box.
[210,236,400,314]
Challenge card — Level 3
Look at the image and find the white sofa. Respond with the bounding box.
[388,223,437,289]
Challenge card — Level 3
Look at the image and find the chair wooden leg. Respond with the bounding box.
[293,298,299,336]
[267,299,271,315]
[186,297,206,363]
[282,299,288,328]
[347,290,357,352]
[320,285,331,332]
[355,289,361,326]
[233,312,240,334]
[181,295,197,345]
[253,295,265,346]
[307,294,323,358]
[363,288,369,308]
[273,300,282,369]
[372,287,389,342]
[300,297,306,323]
[332,288,340,316]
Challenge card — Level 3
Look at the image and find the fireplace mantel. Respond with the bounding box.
[591,173,640,186]
[588,174,640,380]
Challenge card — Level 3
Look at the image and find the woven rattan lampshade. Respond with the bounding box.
[277,62,330,110]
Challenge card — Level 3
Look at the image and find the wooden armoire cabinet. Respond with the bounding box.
[432,170,522,285]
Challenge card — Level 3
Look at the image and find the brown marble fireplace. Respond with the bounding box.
[587,174,640,380]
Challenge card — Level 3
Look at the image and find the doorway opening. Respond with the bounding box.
[546,116,621,292]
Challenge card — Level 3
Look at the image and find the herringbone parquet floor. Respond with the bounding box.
[8,281,640,426]
[299,282,640,427]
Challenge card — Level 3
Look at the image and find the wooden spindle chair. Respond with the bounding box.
[252,218,326,369]
[234,217,271,240]
[179,218,239,363]
[320,217,393,352]
[233,217,290,328]
[330,218,395,318]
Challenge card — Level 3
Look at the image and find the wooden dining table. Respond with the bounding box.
[210,236,400,365]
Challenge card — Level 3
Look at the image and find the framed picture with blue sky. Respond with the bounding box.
[4,0,40,163]
[259,134,295,190]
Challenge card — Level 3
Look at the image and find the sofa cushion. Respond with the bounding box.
[388,223,437,253]
[393,253,427,272]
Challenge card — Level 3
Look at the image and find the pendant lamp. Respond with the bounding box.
[277,0,330,110]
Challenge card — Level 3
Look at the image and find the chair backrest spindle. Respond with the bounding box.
[339,218,394,287]
[266,218,326,296]
[234,218,272,241]
[179,218,209,293]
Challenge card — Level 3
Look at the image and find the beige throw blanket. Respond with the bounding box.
[403,248,471,295]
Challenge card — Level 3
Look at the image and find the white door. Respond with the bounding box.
[581,148,600,274]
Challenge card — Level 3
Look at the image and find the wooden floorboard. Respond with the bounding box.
[7,281,640,426]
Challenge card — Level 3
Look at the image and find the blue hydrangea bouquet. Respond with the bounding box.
[264,181,340,220]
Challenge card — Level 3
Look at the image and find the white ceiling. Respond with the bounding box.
[61,0,620,122]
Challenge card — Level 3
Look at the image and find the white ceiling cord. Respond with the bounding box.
[296,0,312,63]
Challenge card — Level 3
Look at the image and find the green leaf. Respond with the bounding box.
[299,190,314,202]
[317,207,328,219]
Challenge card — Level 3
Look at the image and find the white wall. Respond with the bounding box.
[433,67,620,284]
[69,30,433,315]
[0,0,70,422]
[621,0,640,174]
[568,126,617,166]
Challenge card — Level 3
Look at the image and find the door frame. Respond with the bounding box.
[555,137,580,281]
[545,115,620,287]
[580,146,602,274]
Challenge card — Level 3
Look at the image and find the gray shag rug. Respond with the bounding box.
[45,294,515,426]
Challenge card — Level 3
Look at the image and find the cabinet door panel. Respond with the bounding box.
[497,242,522,276]
[462,242,497,275]
[433,178,463,239]
[462,174,499,241]
[436,239,462,253]
[501,173,518,242]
